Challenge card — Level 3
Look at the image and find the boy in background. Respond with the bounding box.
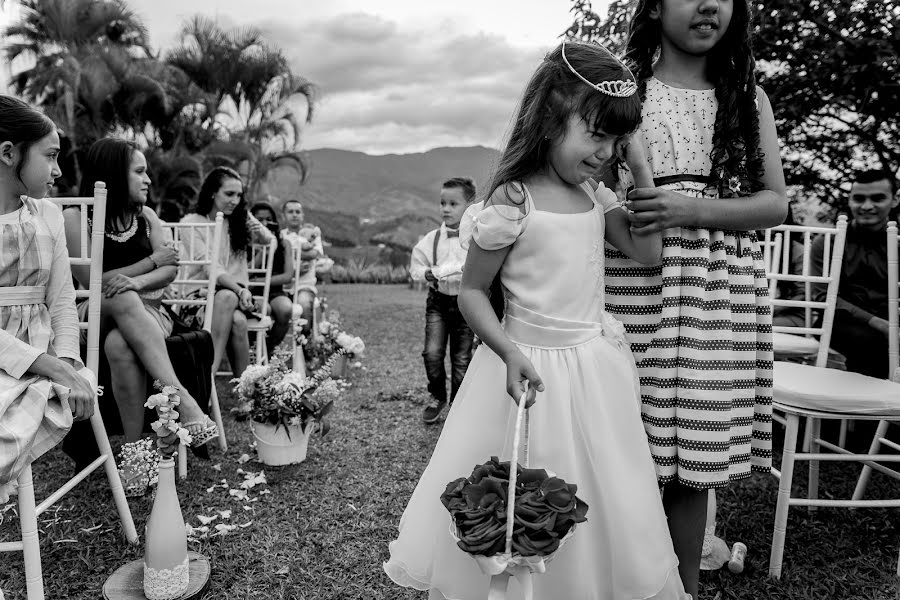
[410,177,477,424]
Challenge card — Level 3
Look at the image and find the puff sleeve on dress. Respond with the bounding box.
[461,200,530,252]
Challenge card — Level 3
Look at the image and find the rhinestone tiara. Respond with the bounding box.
[561,39,638,98]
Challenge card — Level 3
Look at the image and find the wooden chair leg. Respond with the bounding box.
[853,419,890,501]
[208,384,227,452]
[178,445,187,480]
[17,464,44,600]
[808,417,821,512]
[802,416,813,452]
[256,332,267,366]
[770,412,800,579]
[88,404,138,543]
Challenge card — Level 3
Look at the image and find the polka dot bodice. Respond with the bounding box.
[622,77,718,189]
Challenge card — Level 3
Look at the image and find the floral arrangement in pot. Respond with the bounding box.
[300,308,365,375]
[231,348,342,465]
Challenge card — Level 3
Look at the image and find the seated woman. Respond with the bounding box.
[280,199,323,334]
[180,167,275,376]
[0,95,95,502]
[62,138,218,464]
[249,201,294,354]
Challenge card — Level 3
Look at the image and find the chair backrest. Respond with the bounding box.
[289,244,304,304]
[762,231,783,279]
[50,182,107,374]
[765,216,849,367]
[247,238,278,318]
[160,213,225,331]
[887,222,900,377]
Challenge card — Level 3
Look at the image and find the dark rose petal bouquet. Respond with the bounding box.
[441,456,588,560]
[438,395,587,597]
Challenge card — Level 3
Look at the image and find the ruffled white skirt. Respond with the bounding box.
[384,306,689,600]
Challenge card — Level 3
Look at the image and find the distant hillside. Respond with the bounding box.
[258,146,500,251]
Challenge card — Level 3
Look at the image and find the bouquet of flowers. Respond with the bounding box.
[118,383,194,497]
[302,307,365,369]
[231,347,341,435]
[440,392,588,598]
[441,458,588,559]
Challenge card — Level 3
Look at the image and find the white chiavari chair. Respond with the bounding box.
[161,214,227,472]
[851,221,900,508]
[768,217,900,579]
[1,184,138,600]
[244,239,277,367]
[288,245,323,376]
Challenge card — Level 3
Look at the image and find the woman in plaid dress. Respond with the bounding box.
[0,96,95,503]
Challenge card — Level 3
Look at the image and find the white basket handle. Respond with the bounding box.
[503,385,531,557]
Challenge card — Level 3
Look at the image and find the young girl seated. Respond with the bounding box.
[249,201,294,354]
[180,167,275,376]
[0,95,95,502]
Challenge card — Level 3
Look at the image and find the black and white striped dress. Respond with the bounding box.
[605,77,773,490]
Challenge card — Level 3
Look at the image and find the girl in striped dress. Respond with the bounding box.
[602,0,788,596]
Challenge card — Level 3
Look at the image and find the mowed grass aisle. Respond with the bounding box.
[1,284,899,599]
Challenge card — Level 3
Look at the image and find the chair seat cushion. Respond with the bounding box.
[772,332,819,357]
[774,361,900,416]
[246,316,273,330]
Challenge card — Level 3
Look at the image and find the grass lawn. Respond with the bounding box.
[1,283,899,599]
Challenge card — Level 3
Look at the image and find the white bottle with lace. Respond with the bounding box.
[143,457,189,599]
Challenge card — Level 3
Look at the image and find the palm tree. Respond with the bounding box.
[3,0,173,165]
[166,15,316,200]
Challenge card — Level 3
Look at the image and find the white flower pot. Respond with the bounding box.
[331,354,348,379]
[251,421,312,466]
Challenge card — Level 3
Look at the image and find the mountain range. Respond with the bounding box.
[259,146,501,250]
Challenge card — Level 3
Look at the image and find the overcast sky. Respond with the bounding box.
[124,0,598,155]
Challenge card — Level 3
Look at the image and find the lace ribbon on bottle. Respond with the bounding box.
[143,556,189,600]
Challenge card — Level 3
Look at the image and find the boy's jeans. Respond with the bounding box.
[423,289,474,404]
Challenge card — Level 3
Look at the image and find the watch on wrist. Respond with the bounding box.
[148,255,158,269]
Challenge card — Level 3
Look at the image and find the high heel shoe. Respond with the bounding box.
[182,416,219,448]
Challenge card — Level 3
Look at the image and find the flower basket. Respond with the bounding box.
[299,308,365,372]
[231,347,342,457]
[441,390,588,600]
[251,420,313,465]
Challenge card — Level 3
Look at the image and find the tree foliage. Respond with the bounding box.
[567,0,900,210]
[3,1,316,208]
[4,0,162,153]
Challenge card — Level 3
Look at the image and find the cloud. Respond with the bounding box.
[256,12,547,154]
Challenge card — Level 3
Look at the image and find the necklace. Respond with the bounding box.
[105,215,138,243]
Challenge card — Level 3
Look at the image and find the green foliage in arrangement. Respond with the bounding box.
[329,260,410,285]
[567,0,900,213]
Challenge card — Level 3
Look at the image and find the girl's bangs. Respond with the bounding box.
[579,92,642,138]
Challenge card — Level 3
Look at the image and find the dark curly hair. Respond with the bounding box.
[194,166,250,255]
[488,40,642,203]
[624,0,765,195]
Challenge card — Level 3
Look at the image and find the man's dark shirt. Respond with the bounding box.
[812,223,889,324]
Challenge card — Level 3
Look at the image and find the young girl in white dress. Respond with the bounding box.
[384,41,690,600]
